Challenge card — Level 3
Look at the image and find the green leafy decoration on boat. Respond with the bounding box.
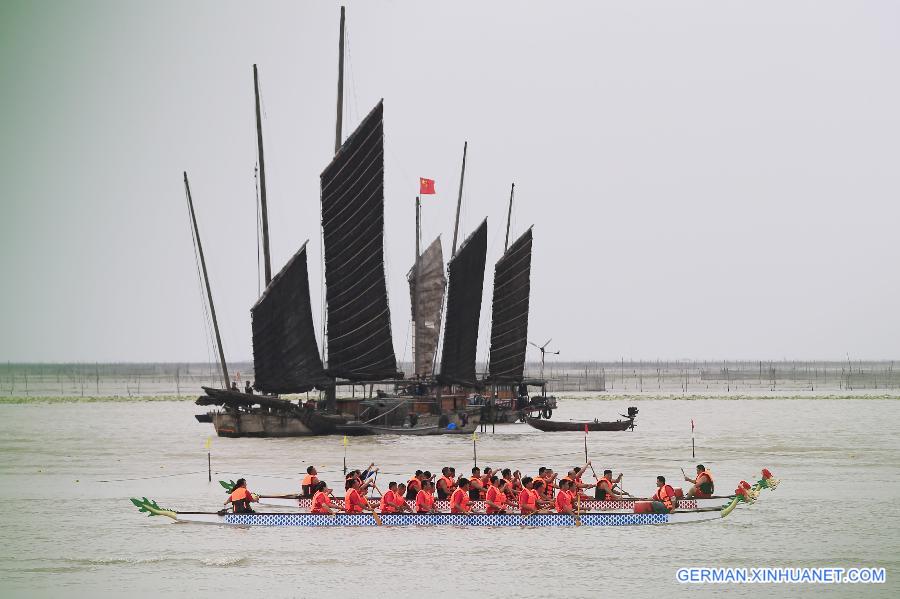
[219,480,236,492]
[130,497,177,520]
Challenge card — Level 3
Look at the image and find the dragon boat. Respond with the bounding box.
[133,471,778,528]
[131,500,737,527]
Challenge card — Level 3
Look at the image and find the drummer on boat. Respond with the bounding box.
[684,464,715,498]
[651,475,679,513]
[225,478,258,514]
[310,481,334,514]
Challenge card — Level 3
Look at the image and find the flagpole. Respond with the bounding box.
[691,419,695,459]
[473,432,478,468]
[584,424,588,463]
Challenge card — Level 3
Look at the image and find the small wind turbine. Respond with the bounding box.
[529,338,560,382]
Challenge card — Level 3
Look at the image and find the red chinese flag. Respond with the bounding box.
[419,177,436,195]
[584,424,589,435]
[691,419,695,432]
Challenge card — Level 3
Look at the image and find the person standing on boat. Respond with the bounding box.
[450,478,477,514]
[225,478,258,513]
[595,469,625,500]
[437,467,456,500]
[310,481,334,514]
[415,480,438,513]
[301,466,319,497]
[651,476,679,513]
[554,480,576,515]
[684,465,715,498]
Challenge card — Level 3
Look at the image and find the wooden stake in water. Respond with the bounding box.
[208,452,212,482]
[472,431,478,468]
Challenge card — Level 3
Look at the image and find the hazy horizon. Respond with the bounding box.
[2,1,898,363]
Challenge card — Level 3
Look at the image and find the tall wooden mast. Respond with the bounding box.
[413,196,421,375]
[183,172,230,388]
[253,64,272,286]
[451,141,467,257]
[504,183,515,252]
[334,5,346,154]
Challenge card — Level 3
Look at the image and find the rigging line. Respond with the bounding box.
[344,20,361,130]
[187,197,217,384]
[255,164,262,297]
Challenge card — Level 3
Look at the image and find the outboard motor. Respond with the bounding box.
[625,406,639,419]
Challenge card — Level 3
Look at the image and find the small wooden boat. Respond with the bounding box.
[131,497,740,527]
[525,415,634,432]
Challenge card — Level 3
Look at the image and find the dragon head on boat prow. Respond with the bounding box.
[130,497,177,520]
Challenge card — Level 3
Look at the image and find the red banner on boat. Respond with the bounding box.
[584,424,588,434]
[419,177,436,195]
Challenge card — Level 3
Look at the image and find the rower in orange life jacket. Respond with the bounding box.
[415,480,438,513]
[481,468,494,500]
[450,478,476,514]
[595,469,625,500]
[225,478,258,513]
[406,470,424,501]
[651,475,679,513]
[684,464,715,498]
[468,467,484,501]
[437,467,456,500]
[554,479,576,515]
[343,478,373,514]
[310,481,334,514]
[301,466,319,498]
[485,479,509,514]
[379,482,401,513]
[517,477,539,515]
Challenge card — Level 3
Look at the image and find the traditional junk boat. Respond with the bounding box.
[192,8,479,437]
[131,469,780,528]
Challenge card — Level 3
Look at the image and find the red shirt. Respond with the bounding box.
[555,489,573,513]
[415,490,434,513]
[310,491,332,514]
[344,488,367,513]
[518,488,537,512]
[486,490,507,514]
[485,485,498,504]
[450,488,470,513]
[380,490,400,513]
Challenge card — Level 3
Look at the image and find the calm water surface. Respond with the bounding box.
[1,397,898,598]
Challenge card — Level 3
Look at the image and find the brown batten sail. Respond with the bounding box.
[251,242,331,393]
[486,227,533,382]
[438,220,488,386]
[320,100,400,381]
[408,237,446,378]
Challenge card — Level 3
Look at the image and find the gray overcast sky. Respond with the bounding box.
[1,0,898,363]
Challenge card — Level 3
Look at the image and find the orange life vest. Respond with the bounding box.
[654,484,676,511]
[486,490,507,514]
[415,490,434,513]
[437,476,455,499]
[310,491,331,514]
[229,487,254,513]
[345,488,366,514]
[301,473,318,496]
[696,471,714,496]
[450,488,470,513]
[380,490,399,513]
